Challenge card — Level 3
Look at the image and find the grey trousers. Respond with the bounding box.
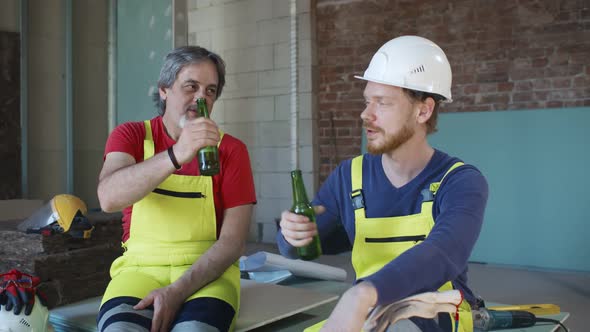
[386,319,423,332]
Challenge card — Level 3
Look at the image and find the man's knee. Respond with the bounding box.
[98,296,153,332]
[173,297,236,332]
[171,320,221,332]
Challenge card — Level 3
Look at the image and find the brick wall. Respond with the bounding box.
[0,31,20,199]
[316,0,590,182]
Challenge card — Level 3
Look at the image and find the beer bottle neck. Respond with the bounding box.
[197,98,210,118]
[291,170,310,204]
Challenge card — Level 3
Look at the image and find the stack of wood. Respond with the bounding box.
[0,212,123,308]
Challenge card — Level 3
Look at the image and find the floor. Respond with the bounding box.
[245,243,590,331]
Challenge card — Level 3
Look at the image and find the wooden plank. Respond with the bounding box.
[49,280,339,332]
[236,280,338,332]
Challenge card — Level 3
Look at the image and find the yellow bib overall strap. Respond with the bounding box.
[348,155,471,332]
[102,121,239,316]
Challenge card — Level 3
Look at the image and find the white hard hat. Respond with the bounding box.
[355,35,453,102]
[0,296,50,332]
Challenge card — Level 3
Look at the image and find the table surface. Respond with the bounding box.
[48,277,346,332]
[48,277,569,332]
[244,278,570,332]
[245,278,349,332]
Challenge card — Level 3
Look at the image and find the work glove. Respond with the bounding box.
[0,269,46,315]
[363,290,464,332]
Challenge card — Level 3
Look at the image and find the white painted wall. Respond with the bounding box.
[24,1,108,208]
[187,0,317,243]
[27,1,68,201]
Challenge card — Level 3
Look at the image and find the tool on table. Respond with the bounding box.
[473,307,568,331]
[487,303,560,316]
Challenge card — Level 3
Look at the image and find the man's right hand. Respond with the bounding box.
[134,285,185,332]
[279,206,325,247]
[173,117,220,165]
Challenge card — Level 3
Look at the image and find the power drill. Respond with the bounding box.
[473,308,535,330]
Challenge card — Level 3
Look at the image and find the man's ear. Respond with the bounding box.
[159,87,167,101]
[416,97,435,125]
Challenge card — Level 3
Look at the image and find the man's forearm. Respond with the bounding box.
[171,205,253,300]
[98,151,176,212]
[172,238,243,299]
[323,282,378,331]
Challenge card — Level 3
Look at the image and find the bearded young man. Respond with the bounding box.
[277,36,488,332]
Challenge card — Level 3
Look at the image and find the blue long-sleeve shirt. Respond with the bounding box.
[277,150,488,306]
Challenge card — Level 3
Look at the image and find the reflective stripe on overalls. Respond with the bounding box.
[350,155,472,332]
[101,121,240,326]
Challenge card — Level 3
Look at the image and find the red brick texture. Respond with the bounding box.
[315,0,590,182]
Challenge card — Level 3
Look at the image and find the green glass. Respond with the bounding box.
[196,98,219,176]
[290,169,322,260]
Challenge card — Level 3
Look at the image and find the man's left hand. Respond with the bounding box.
[321,282,378,332]
[134,285,185,332]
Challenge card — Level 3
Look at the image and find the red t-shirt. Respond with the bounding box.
[104,116,257,242]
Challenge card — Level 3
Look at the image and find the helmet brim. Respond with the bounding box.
[354,75,453,103]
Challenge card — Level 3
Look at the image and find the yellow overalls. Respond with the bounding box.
[306,155,472,332]
[101,120,240,329]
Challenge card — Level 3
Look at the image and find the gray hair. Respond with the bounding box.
[152,46,226,115]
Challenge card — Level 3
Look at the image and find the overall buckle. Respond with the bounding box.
[350,189,365,210]
[421,188,434,202]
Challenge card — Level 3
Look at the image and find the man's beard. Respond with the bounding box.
[178,114,187,129]
[366,121,415,155]
[179,105,203,129]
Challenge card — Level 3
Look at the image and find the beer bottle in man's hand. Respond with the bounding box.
[196,98,220,176]
[290,169,322,260]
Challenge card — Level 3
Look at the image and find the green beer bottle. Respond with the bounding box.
[290,169,322,260]
[196,98,220,176]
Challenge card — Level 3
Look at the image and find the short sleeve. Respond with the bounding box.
[218,136,257,209]
[104,122,145,162]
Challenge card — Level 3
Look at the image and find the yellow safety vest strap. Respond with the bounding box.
[351,155,363,191]
[429,161,464,194]
[144,120,155,159]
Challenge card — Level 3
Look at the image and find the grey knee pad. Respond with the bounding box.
[98,303,153,332]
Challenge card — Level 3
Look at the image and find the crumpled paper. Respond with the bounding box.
[363,290,463,332]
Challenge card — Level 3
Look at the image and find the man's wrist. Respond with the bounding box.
[169,277,191,300]
[167,146,182,170]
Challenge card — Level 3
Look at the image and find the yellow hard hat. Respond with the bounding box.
[51,194,87,232]
[17,194,93,239]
